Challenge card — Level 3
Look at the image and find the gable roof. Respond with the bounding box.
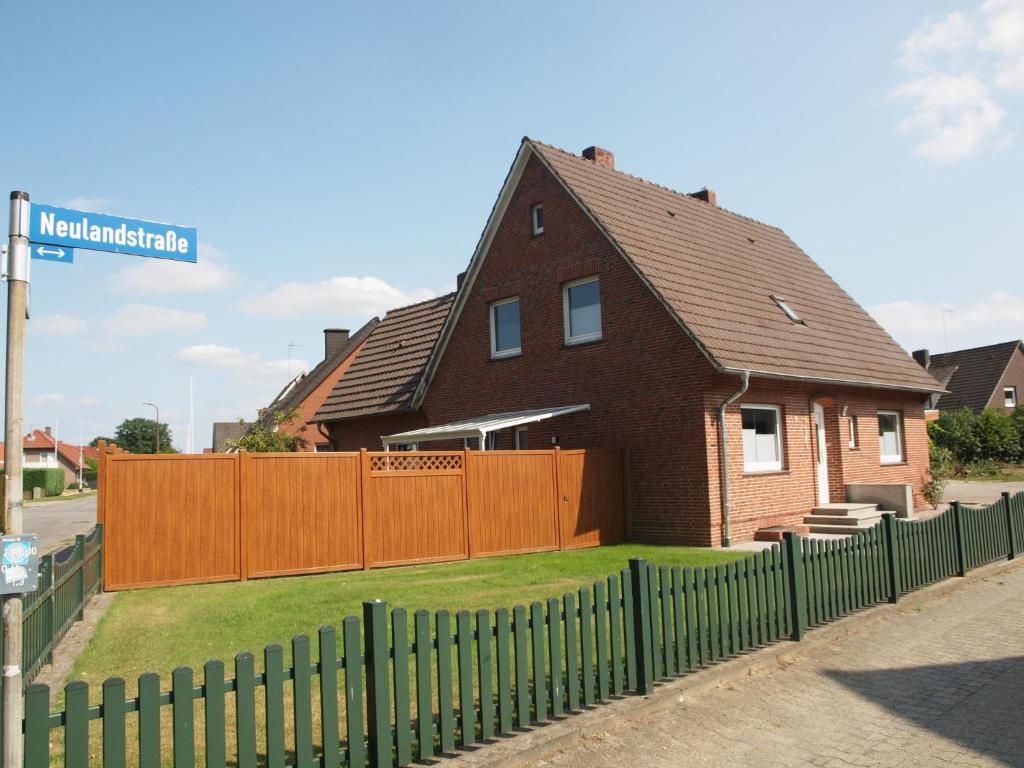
[414,138,940,405]
[313,293,455,421]
[257,319,378,426]
[10,430,92,470]
[929,340,1023,412]
[212,421,250,453]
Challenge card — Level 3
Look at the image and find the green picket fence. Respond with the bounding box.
[4,525,104,687]
[23,492,1024,768]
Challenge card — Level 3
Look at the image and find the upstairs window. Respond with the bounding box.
[1005,386,1018,408]
[878,411,903,464]
[741,405,783,472]
[532,204,544,235]
[563,276,602,345]
[490,297,521,358]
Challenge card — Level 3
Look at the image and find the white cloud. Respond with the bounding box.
[32,313,88,336]
[900,12,977,70]
[893,1,1023,162]
[239,276,435,318]
[890,73,1006,163]
[111,243,234,294]
[31,393,65,405]
[175,344,309,384]
[869,291,1024,350]
[79,396,100,406]
[60,196,114,212]
[101,304,207,336]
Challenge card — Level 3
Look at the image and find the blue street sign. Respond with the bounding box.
[28,203,197,262]
[30,243,74,263]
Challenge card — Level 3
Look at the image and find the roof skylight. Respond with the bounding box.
[772,296,804,324]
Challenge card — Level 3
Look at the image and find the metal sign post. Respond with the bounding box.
[3,191,30,768]
[1,191,196,767]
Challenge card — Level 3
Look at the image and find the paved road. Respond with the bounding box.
[23,495,97,553]
[537,562,1024,768]
[943,479,1024,505]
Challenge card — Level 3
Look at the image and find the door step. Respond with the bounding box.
[804,503,892,535]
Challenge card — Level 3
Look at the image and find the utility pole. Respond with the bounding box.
[143,402,160,453]
[4,191,31,768]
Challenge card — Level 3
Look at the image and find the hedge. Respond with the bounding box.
[22,468,65,497]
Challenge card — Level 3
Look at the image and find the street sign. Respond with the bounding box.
[28,203,197,262]
[30,243,73,263]
[0,535,39,594]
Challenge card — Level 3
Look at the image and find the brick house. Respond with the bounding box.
[0,428,96,487]
[914,341,1024,414]
[315,138,941,546]
[243,321,377,451]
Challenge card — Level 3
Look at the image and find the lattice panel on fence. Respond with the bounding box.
[369,453,463,473]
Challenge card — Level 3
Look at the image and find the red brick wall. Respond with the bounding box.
[421,154,715,545]
[326,411,429,452]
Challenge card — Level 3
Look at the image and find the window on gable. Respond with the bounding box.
[490,296,521,358]
[563,276,602,345]
[1005,386,1018,408]
[741,405,783,472]
[878,411,903,464]
[532,204,544,235]
[771,295,803,324]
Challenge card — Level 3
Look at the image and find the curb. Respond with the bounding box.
[446,555,1024,768]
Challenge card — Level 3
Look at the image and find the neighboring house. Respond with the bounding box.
[315,138,941,546]
[211,422,250,453]
[0,428,96,487]
[914,341,1024,413]
[241,322,378,451]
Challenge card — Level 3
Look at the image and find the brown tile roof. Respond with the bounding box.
[212,422,250,453]
[524,139,941,392]
[929,340,1023,412]
[314,293,455,421]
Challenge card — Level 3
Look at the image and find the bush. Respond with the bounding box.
[923,442,954,506]
[928,407,1023,466]
[22,468,65,497]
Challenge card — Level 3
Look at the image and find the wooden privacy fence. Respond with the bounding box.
[21,491,1024,768]
[98,447,628,590]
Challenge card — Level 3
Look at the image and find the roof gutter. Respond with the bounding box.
[718,370,750,548]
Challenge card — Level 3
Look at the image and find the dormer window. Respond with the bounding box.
[772,295,803,324]
[532,204,544,235]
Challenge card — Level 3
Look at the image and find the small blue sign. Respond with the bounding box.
[31,243,74,263]
[29,203,198,262]
[1,535,40,594]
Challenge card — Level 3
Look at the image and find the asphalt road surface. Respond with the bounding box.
[23,494,97,553]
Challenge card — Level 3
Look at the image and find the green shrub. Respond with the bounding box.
[924,442,954,506]
[23,468,65,497]
[929,407,1023,465]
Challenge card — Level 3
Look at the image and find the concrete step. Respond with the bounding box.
[809,503,878,517]
[754,524,810,542]
[806,523,879,535]
[804,514,882,527]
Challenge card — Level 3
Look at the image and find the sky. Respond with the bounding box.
[3,1,1023,450]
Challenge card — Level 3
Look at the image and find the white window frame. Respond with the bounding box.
[740,404,783,473]
[515,426,528,450]
[562,276,602,345]
[847,415,858,449]
[489,296,521,359]
[877,411,903,464]
[1005,386,1018,408]
[532,204,544,235]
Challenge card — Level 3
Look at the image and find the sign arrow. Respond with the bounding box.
[30,243,75,264]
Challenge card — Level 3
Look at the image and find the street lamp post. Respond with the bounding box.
[143,402,160,453]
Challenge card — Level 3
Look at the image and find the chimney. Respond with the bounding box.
[44,426,51,436]
[581,146,615,169]
[912,349,931,369]
[456,271,467,290]
[689,188,717,206]
[324,328,350,359]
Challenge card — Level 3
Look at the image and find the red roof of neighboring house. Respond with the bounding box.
[0,429,94,470]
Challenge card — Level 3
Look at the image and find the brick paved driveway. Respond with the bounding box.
[536,562,1024,767]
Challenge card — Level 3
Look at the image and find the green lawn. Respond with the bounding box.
[72,544,741,688]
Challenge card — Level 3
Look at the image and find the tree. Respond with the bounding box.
[227,408,308,452]
[89,436,116,449]
[114,417,177,454]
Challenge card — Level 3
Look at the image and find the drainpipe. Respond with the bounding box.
[718,370,750,547]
